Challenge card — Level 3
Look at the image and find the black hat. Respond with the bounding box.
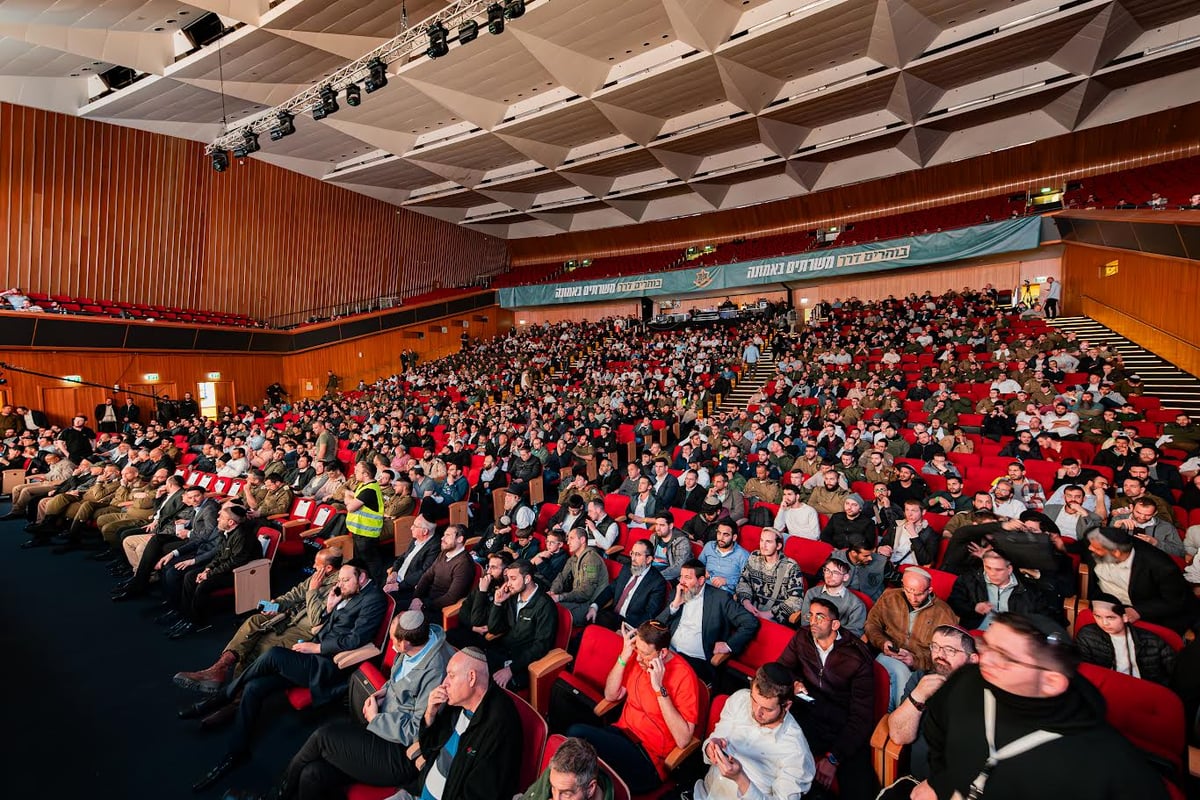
[1094,525,1135,546]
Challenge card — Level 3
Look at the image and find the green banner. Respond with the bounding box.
[498,216,1042,308]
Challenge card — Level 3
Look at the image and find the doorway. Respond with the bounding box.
[197,381,235,419]
[126,383,178,424]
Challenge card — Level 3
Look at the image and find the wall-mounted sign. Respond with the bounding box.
[62,375,82,383]
[143,373,160,381]
[207,372,222,380]
[1103,259,1119,277]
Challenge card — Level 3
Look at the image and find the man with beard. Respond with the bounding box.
[587,539,667,629]
[876,625,979,799]
[1082,526,1193,633]
[657,559,759,684]
[911,613,1167,800]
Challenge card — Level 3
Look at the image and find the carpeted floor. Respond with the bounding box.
[1,518,337,799]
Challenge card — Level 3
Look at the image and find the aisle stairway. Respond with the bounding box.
[719,352,776,412]
[1050,316,1200,415]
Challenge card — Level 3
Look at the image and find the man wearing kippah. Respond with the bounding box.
[166,504,257,639]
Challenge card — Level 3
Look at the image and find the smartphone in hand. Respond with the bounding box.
[259,601,280,614]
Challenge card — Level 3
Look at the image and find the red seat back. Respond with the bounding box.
[727,619,795,680]
[1078,662,1185,780]
[783,537,834,576]
[506,689,548,790]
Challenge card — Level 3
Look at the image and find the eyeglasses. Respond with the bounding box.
[929,642,965,658]
[807,612,829,621]
[976,635,1065,672]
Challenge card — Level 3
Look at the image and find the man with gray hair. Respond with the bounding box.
[520,737,614,800]
[1083,526,1193,633]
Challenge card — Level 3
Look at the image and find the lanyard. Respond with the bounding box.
[954,689,1061,799]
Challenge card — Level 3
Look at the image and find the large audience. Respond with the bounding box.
[6,285,1200,800]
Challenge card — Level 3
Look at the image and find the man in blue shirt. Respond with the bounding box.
[698,521,749,593]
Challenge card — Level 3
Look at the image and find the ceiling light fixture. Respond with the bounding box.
[364,57,388,93]
[269,111,295,141]
[211,150,229,172]
[487,3,505,34]
[312,85,338,120]
[345,82,361,106]
[427,22,449,58]
[504,0,525,19]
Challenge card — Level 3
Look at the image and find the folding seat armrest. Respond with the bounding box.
[233,558,269,576]
[665,737,701,772]
[594,697,623,717]
[527,649,574,716]
[441,599,465,630]
[605,545,624,557]
[870,715,905,787]
[333,643,382,671]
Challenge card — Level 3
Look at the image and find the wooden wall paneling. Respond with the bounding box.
[1061,243,1200,377]
[0,102,506,322]
[508,103,1200,266]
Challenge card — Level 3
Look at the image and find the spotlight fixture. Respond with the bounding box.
[458,19,478,44]
[312,85,338,120]
[487,3,505,34]
[504,0,525,19]
[231,130,259,158]
[427,22,449,58]
[364,57,388,93]
[211,150,229,172]
[269,111,295,141]
[345,82,361,106]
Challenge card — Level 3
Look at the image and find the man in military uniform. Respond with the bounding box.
[40,462,122,551]
[88,466,162,558]
[251,473,294,519]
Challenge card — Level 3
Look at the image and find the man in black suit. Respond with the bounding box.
[185,559,390,791]
[674,469,707,512]
[587,538,667,629]
[657,558,759,683]
[650,457,680,508]
[118,397,140,431]
[382,515,439,609]
[1084,526,1194,633]
[95,397,120,434]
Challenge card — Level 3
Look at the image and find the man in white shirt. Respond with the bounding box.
[774,485,820,541]
[695,663,814,800]
[1041,401,1080,439]
[988,479,1027,519]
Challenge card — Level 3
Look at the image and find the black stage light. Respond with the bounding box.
[232,130,259,157]
[487,3,505,34]
[345,82,361,106]
[270,111,295,141]
[313,85,338,119]
[427,22,449,58]
[364,57,388,93]
[459,19,478,44]
[211,150,228,172]
[504,0,525,20]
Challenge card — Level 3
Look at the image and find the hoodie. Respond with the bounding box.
[923,665,1169,799]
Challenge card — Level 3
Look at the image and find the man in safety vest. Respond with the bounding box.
[344,461,386,585]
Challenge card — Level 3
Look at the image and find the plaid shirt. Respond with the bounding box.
[734,552,806,621]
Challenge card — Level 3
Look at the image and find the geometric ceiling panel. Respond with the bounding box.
[2,0,1199,238]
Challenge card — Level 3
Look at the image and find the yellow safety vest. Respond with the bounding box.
[346,481,385,539]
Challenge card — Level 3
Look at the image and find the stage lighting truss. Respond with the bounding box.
[205,0,540,155]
